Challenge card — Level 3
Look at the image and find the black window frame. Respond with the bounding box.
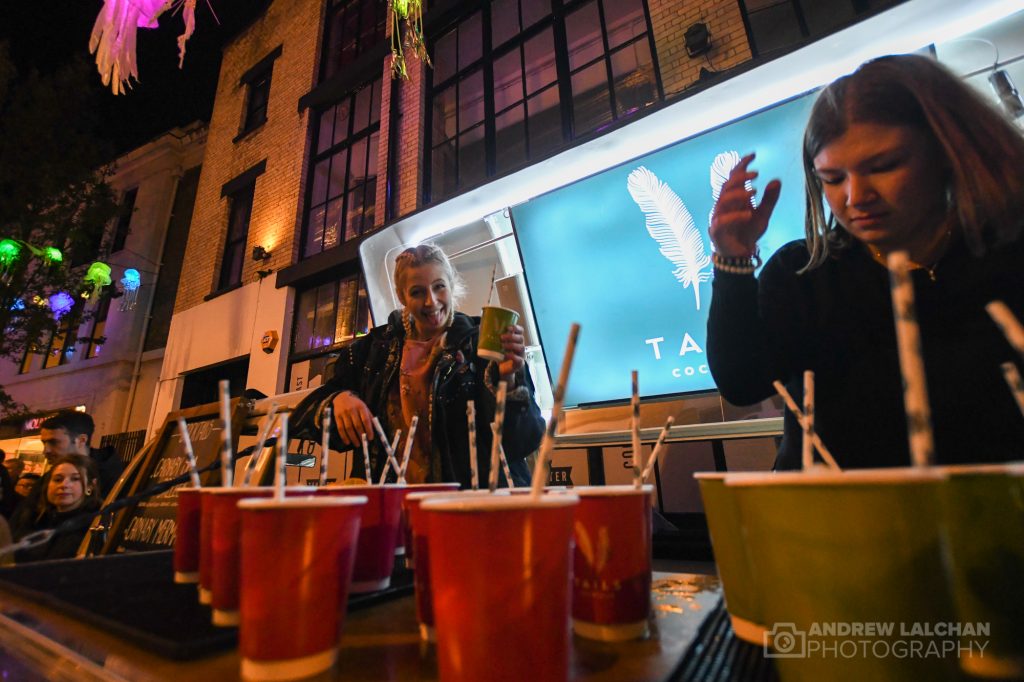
[738,0,899,58]
[319,0,389,82]
[300,77,383,259]
[111,187,138,254]
[238,46,283,138]
[84,295,112,360]
[217,182,256,292]
[423,0,663,204]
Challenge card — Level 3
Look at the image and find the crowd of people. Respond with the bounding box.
[0,411,123,564]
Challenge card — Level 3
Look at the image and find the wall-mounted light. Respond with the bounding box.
[252,245,272,262]
[685,22,712,58]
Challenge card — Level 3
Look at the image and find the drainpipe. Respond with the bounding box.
[119,167,181,433]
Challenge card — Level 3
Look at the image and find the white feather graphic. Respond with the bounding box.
[708,151,753,227]
[628,166,711,310]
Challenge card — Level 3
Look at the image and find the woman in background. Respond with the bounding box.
[707,54,1024,470]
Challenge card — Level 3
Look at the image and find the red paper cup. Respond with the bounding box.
[173,487,202,584]
[238,495,366,681]
[423,493,578,682]
[209,488,274,626]
[198,488,219,605]
[571,484,653,641]
[395,483,460,565]
[405,489,495,641]
[316,484,403,593]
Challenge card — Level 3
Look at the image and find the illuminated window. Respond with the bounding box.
[425,0,661,203]
[303,78,382,257]
[85,296,111,359]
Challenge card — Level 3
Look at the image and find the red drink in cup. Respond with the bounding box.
[423,493,578,682]
[316,484,403,592]
[238,495,366,681]
[174,487,202,584]
[209,488,274,626]
[396,483,460,566]
[571,484,653,641]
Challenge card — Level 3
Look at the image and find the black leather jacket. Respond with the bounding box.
[302,310,544,487]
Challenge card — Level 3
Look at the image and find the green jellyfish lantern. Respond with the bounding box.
[0,239,22,280]
[83,262,113,300]
[42,247,63,267]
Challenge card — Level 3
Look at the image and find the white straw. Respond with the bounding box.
[320,406,332,487]
[372,417,401,484]
[361,432,371,483]
[276,413,289,500]
[467,401,478,490]
[631,370,642,489]
[802,370,814,471]
[243,403,279,486]
[772,381,841,470]
[489,381,508,492]
[176,418,201,488]
[987,301,1024,359]
[497,435,514,488]
[887,252,934,467]
[531,323,581,497]
[1001,362,1024,417]
[399,416,419,483]
[641,416,674,481]
[218,380,233,487]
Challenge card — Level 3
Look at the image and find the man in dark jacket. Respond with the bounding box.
[40,411,124,498]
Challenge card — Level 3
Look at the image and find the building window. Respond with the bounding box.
[288,274,371,392]
[219,183,255,291]
[19,346,36,374]
[321,0,388,82]
[303,78,382,258]
[85,296,111,359]
[425,0,661,203]
[238,47,282,136]
[739,0,900,57]
[42,319,76,369]
[111,188,137,253]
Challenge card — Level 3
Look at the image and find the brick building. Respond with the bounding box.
[150,0,1023,451]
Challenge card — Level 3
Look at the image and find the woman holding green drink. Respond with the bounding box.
[707,54,1024,470]
[303,244,544,488]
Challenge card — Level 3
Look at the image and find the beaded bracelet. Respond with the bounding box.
[712,250,762,274]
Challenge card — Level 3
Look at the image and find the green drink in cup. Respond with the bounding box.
[477,306,520,362]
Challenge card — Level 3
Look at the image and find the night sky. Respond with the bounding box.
[1,0,271,156]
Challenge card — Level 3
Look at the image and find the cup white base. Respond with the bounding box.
[476,348,505,362]
[212,608,240,627]
[729,614,766,645]
[198,587,212,605]
[174,571,199,584]
[350,576,390,593]
[961,652,1024,679]
[419,623,435,642]
[572,618,648,642]
[241,646,337,682]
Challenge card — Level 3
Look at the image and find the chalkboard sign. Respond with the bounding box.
[98,400,248,555]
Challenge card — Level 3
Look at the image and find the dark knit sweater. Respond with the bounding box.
[707,235,1024,470]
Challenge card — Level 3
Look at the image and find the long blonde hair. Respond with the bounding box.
[802,54,1024,270]
[393,243,467,334]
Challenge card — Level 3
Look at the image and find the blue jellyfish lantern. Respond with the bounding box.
[120,268,141,311]
[49,292,75,321]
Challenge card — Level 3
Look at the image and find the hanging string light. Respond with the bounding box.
[48,292,75,321]
[390,0,431,80]
[120,268,142,311]
[83,262,113,300]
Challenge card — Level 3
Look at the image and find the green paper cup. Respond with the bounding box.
[695,473,765,644]
[478,306,519,362]
[730,469,960,682]
[939,463,1024,679]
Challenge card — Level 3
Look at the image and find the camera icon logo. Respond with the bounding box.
[764,623,807,658]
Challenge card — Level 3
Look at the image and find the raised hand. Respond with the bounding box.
[709,153,781,258]
[331,391,375,447]
[497,324,527,384]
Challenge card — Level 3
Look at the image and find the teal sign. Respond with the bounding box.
[513,92,818,406]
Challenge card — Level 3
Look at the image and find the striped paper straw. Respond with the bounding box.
[467,401,478,490]
[887,252,934,468]
[243,403,279,486]
[176,417,201,488]
[361,433,371,484]
[498,438,514,488]
[631,370,642,489]
[987,301,1024,358]
[489,382,508,493]
[399,416,419,483]
[320,406,332,486]
[218,380,233,487]
[377,428,402,485]
[1001,362,1024,418]
[802,371,814,471]
[641,416,674,481]
[772,381,840,470]
[276,413,289,500]
[531,323,581,497]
